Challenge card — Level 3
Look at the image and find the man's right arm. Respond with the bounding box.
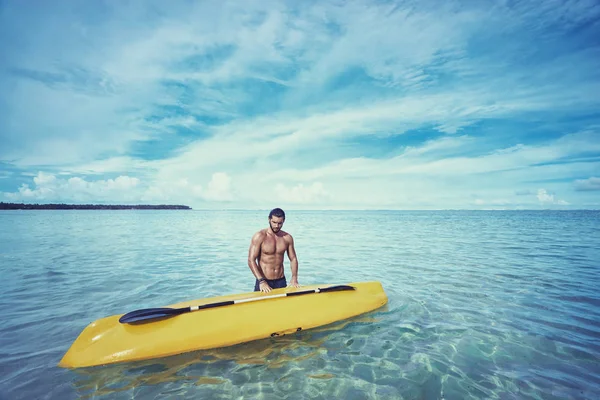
[247,232,265,280]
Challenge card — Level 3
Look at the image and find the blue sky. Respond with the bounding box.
[1,0,599,209]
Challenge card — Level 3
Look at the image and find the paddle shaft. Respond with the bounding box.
[191,287,327,310]
[119,285,355,324]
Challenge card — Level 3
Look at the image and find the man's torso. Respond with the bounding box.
[257,229,289,279]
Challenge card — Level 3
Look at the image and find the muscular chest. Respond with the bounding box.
[261,236,286,255]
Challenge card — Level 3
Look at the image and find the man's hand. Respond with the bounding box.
[288,277,301,288]
[259,281,272,293]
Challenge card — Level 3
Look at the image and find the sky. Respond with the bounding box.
[1,0,599,210]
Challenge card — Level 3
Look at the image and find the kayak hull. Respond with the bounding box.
[58,281,388,368]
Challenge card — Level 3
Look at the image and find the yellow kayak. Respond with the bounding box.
[58,281,388,368]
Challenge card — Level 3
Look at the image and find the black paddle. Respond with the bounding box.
[119,285,356,324]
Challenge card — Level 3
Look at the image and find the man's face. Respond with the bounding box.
[269,216,284,233]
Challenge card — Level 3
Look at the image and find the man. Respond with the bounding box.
[248,208,300,293]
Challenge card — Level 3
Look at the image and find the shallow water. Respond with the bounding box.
[1,210,599,399]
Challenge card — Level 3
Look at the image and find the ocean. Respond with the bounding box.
[0,209,599,399]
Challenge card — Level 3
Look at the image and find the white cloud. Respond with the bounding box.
[3,173,141,203]
[536,189,569,206]
[3,0,599,168]
[140,177,203,204]
[58,157,152,176]
[252,130,600,185]
[33,171,57,186]
[1,171,239,206]
[203,172,233,202]
[141,89,583,187]
[274,182,330,205]
[537,189,554,203]
[574,177,600,191]
[287,2,478,90]
[0,125,591,209]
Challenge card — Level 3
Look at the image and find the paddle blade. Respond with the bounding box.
[119,307,187,324]
[320,285,356,293]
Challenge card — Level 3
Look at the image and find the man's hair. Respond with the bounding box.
[269,208,285,220]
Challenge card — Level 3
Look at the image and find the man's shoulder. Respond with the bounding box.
[252,229,268,240]
[280,230,293,241]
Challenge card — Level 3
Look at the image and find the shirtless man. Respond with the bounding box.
[247,208,300,293]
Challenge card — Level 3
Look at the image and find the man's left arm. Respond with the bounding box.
[287,235,300,287]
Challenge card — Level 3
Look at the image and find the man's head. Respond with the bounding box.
[268,208,285,233]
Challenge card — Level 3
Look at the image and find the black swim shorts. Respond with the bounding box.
[254,276,287,292]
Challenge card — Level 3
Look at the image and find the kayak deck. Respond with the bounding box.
[58,281,388,368]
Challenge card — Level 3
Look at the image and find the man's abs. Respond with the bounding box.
[258,253,285,279]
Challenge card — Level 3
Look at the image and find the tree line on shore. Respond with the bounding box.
[0,202,191,210]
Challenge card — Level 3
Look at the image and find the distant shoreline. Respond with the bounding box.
[0,202,191,210]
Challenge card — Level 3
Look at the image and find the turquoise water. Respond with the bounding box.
[1,210,599,399]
